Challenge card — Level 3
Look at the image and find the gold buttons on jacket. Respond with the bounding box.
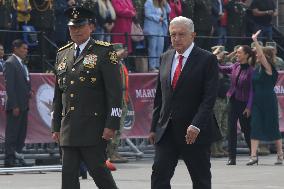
[70,80,74,84]
[91,78,96,83]
[70,94,74,98]
[94,112,98,116]
[71,68,75,72]
[80,77,85,82]
[70,107,75,111]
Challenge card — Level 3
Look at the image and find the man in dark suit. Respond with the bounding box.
[51,6,122,189]
[3,39,31,167]
[149,16,221,189]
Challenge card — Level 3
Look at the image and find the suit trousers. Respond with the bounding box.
[227,97,251,160]
[5,110,28,161]
[151,123,211,189]
[61,142,118,189]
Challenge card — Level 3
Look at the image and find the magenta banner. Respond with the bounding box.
[0,72,284,144]
[0,73,158,143]
[0,73,55,143]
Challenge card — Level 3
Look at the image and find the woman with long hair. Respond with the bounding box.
[93,0,116,42]
[218,45,256,165]
[247,30,283,165]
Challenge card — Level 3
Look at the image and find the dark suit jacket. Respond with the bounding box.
[3,55,31,111]
[151,45,221,144]
[52,38,123,146]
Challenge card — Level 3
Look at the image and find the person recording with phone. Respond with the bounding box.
[218,45,256,165]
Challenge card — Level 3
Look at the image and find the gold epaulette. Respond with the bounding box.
[57,42,74,52]
[95,40,111,47]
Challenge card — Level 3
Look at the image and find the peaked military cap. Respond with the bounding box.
[234,45,241,52]
[64,6,94,26]
[265,41,277,48]
[250,41,263,49]
[211,45,225,52]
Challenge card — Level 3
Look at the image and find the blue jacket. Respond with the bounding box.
[143,0,171,36]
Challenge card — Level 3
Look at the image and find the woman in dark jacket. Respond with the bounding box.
[219,45,256,165]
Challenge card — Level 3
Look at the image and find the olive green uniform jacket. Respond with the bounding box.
[51,38,123,147]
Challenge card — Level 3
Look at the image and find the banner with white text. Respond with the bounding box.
[0,72,284,143]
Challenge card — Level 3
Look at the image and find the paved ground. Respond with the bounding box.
[0,155,283,189]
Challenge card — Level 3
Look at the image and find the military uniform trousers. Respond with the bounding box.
[61,140,118,189]
[5,110,28,162]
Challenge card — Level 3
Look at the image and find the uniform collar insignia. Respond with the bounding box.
[109,51,118,64]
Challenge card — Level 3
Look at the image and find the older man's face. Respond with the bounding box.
[169,24,195,54]
[69,23,93,45]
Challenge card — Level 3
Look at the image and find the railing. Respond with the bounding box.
[1,29,284,73]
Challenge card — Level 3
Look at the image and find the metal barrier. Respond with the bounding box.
[1,29,284,73]
[0,165,61,174]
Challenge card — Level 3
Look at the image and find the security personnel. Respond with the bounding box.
[226,0,247,51]
[51,6,122,189]
[266,42,284,71]
[192,0,213,51]
[211,46,230,157]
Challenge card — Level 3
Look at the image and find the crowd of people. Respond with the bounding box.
[211,35,284,166]
[0,0,281,73]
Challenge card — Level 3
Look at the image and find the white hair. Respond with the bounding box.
[170,16,194,33]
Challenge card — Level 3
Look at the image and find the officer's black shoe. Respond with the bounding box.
[4,159,20,167]
[80,171,88,179]
[17,158,31,167]
[226,158,236,165]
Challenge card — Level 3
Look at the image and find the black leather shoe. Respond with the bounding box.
[4,160,21,167]
[226,159,236,165]
[4,162,15,167]
[16,158,32,167]
[79,171,88,179]
[81,172,87,179]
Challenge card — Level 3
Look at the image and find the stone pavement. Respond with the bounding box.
[0,155,283,189]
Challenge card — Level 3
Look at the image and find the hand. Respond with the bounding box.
[29,90,35,98]
[52,132,60,143]
[216,52,226,61]
[185,126,200,144]
[243,108,251,118]
[116,49,128,59]
[131,10,136,17]
[149,132,156,144]
[104,23,114,32]
[102,128,115,141]
[267,10,274,15]
[252,30,261,41]
[12,107,20,117]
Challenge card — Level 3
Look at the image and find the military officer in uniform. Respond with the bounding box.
[226,0,247,51]
[211,46,230,157]
[266,42,284,71]
[51,6,122,189]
